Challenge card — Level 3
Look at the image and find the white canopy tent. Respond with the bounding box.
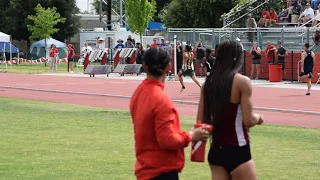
[0,32,15,61]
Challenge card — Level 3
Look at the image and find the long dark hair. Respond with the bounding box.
[203,40,243,143]
[142,47,171,78]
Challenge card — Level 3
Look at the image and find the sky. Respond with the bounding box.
[77,0,90,12]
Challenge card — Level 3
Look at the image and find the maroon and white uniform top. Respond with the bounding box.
[216,103,250,146]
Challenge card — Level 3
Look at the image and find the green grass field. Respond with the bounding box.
[0,97,319,180]
[0,62,103,74]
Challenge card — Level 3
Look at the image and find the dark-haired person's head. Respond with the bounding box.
[213,40,243,72]
[185,45,192,52]
[304,43,310,50]
[203,40,243,127]
[215,44,219,50]
[51,44,56,48]
[205,48,212,56]
[142,47,171,81]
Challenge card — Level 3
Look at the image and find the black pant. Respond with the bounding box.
[150,171,179,180]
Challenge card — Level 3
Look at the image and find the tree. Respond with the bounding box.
[0,0,79,45]
[27,4,66,41]
[27,4,66,63]
[153,0,171,22]
[160,0,239,28]
[125,0,156,42]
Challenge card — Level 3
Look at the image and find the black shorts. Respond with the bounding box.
[150,171,179,180]
[299,70,313,78]
[252,59,261,64]
[278,61,285,71]
[68,58,74,62]
[208,144,252,173]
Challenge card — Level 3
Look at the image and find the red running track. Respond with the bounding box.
[0,73,319,128]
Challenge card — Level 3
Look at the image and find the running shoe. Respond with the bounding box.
[309,72,314,79]
[306,92,310,96]
[180,86,185,92]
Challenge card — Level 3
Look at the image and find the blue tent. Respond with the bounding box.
[126,21,165,31]
[0,42,19,53]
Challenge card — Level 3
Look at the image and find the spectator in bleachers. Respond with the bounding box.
[265,41,277,63]
[246,14,257,43]
[311,0,320,10]
[286,0,293,8]
[298,3,314,26]
[291,0,302,23]
[258,8,271,27]
[312,29,320,45]
[312,4,320,26]
[249,42,262,80]
[115,39,125,49]
[270,8,279,26]
[125,38,135,48]
[301,0,309,11]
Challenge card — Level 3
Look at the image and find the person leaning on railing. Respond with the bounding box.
[312,4,320,26]
[298,3,314,26]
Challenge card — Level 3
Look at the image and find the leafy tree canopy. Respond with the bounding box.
[92,0,170,22]
[27,4,66,41]
[160,0,247,28]
[0,0,80,42]
[125,0,156,40]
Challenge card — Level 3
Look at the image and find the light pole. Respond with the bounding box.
[174,35,177,76]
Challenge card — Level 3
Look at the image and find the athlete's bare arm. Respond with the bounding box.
[312,52,316,64]
[301,52,306,72]
[255,47,261,54]
[238,75,263,128]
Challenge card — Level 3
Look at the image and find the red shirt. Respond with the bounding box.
[130,79,191,180]
[265,45,276,60]
[261,11,271,19]
[49,48,58,57]
[68,48,75,59]
[270,12,279,22]
[150,43,159,48]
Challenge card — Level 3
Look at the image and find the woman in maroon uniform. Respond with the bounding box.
[197,40,264,180]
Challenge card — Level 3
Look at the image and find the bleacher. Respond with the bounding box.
[167,0,320,52]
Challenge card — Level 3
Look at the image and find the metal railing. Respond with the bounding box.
[222,0,269,28]
[222,0,259,18]
[167,27,314,51]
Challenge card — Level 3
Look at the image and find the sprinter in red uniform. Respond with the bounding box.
[130,47,209,180]
[197,40,264,180]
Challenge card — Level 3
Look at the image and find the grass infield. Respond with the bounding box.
[0,62,103,74]
[0,97,319,180]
